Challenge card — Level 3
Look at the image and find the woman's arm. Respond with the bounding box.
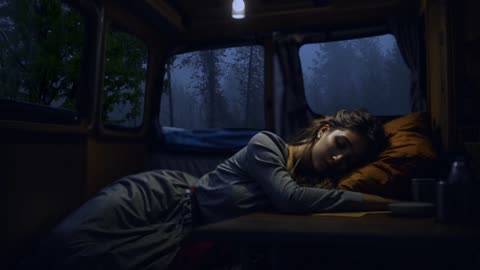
[246,132,368,213]
[361,193,397,211]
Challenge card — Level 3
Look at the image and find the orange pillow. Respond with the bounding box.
[337,112,438,199]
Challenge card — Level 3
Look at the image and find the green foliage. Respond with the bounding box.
[0,0,83,109]
[0,0,148,126]
[102,30,147,125]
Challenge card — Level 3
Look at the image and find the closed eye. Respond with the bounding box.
[335,137,347,150]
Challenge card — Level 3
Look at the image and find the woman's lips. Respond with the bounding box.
[325,158,334,170]
[323,158,331,170]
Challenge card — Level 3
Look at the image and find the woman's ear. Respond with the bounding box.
[318,124,330,138]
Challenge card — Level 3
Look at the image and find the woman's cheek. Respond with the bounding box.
[312,147,325,171]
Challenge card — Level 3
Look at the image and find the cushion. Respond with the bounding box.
[336,112,438,199]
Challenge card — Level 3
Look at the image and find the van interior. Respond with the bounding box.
[2,0,480,268]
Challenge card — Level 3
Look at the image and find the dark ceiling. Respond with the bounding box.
[117,0,421,41]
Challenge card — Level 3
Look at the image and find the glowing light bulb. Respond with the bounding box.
[232,0,245,19]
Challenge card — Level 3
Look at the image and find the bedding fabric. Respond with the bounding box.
[19,170,198,270]
[337,112,438,199]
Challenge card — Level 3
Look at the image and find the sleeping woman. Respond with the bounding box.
[20,109,396,270]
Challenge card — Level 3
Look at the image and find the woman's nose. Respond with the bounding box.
[332,154,343,163]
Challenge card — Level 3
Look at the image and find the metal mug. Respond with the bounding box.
[411,178,438,204]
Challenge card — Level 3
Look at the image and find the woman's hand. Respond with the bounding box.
[361,193,398,211]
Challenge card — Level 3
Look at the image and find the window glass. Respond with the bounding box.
[102,30,147,128]
[300,34,410,115]
[160,46,265,129]
[0,0,84,110]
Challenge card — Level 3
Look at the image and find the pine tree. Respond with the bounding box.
[308,41,359,114]
[351,37,388,113]
[384,43,410,113]
[179,49,230,128]
[232,46,264,128]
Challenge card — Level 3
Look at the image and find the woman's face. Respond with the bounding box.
[311,125,368,174]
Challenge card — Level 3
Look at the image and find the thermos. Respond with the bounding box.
[436,157,473,223]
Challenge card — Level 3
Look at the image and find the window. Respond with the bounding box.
[102,30,147,128]
[0,0,84,111]
[299,34,410,115]
[160,46,265,129]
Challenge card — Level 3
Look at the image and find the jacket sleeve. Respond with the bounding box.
[245,132,364,213]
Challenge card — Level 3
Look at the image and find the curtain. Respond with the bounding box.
[389,17,427,112]
[273,33,314,140]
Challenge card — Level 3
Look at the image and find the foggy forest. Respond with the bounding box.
[160,35,410,130]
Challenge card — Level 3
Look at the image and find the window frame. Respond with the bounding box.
[157,42,268,129]
[153,39,273,150]
[95,21,152,138]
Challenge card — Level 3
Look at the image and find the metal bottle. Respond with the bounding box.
[437,157,473,223]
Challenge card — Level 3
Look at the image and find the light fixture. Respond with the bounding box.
[232,0,245,19]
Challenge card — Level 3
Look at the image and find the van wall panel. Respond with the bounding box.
[86,138,146,198]
[3,132,87,266]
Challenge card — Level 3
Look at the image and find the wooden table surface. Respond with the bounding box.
[191,212,480,248]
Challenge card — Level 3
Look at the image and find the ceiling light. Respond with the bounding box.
[232,0,245,19]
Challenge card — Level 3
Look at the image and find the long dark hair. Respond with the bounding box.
[288,109,387,188]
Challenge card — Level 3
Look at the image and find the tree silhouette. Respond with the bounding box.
[351,37,388,113]
[162,57,175,126]
[160,57,202,129]
[161,46,265,129]
[305,35,409,115]
[308,41,360,113]
[179,49,231,128]
[232,46,264,128]
[384,42,410,113]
